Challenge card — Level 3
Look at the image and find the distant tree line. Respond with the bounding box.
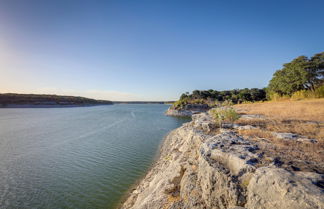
[175,51,324,106]
[0,93,113,106]
[180,88,267,104]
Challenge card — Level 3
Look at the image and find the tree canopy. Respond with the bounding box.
[175,52,323,109]
[268,52,324,96]
[179,88,266,104]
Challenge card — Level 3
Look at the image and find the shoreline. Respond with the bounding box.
[116,135,167,209]
[116,123,189,209]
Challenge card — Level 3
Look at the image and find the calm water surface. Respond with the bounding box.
[0,104,189,209]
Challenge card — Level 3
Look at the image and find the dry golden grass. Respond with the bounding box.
[238,128,324,172]
[235,98,324,122]
[236,118,324,140]
[235,99,324,172]
[238,128,274,140]
[235,99,324,140]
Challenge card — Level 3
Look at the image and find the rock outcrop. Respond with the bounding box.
[122,113,324,209]
[165,104,209,117]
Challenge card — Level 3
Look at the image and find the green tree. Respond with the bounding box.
[306,52,324,90]
[180,93,188,100]
[268,56,309,96]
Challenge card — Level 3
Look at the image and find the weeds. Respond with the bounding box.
[210,107,240,127]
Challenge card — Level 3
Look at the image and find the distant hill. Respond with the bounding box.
[0,93,113,107]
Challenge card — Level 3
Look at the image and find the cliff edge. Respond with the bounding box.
[122,112,324,209]
[165,104,209,117]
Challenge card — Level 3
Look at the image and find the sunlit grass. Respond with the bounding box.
[235,98,324,122]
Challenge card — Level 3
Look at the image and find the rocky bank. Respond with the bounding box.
[121,112,324,209]
[165,104,209,117]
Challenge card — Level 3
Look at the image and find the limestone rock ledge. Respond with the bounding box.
[121,113,324,209]
[165,104,209,117]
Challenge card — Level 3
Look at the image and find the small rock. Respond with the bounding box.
[237,125,256,130]
[296,138,317,143]
[132,189,139,194]
[240,114,265,119]
[273,132,298,139]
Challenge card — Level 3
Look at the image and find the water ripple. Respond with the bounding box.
[0,105,189,209]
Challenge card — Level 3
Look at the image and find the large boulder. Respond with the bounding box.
[246,167,324,209]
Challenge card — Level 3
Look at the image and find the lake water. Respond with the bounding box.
[0,104,189,209]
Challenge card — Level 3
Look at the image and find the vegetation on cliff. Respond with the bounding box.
[210,107,240,127]
[179,88,266,105]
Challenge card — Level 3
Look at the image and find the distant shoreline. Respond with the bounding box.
[0,103,172,108]
[0,93,113,108]
[0,93,174,107]
[0,104,113,108]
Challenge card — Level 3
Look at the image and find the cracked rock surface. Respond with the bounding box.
[121,113,324,209]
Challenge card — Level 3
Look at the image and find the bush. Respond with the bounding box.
[291,90,308,100]
[210,107,240,127]
[209,101,221,108]
[172,98,208,109]
[222,100,234,106]
[191,99,205,104]
[287,85,324,100]
[267,92,290,101]
[314,85,324,98]
[173,98,189,109]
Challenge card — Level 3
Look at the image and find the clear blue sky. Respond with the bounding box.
[0,0,323,101]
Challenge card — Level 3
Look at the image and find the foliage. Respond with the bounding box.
[268,52,324,96]
[210,107,240,127]
[222,100,234,106]
[173,98,208,109]
[0,93,113,105]
[315,85,324,98]
[267,92,290,101]
[173,97,189,109]
[174,52,324,108]
[173,88,266,110]
[307,52,324,90]
[177,88,266,105]
[291,85,324,100]
[266,85,324,101]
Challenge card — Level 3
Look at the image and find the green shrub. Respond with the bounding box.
[314,85,324,98]
[172,98,209,109]
[173,98,189,109]
[222,100,234,106]
[287,85,324,100]
[268,92,290,101]
[191,99,205,104]
[210,107,240,127]
[291,90,308,100]
[209,101,221,108]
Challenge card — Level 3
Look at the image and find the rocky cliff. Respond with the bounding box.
[165,104,209,117]
[121,113,324,209]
